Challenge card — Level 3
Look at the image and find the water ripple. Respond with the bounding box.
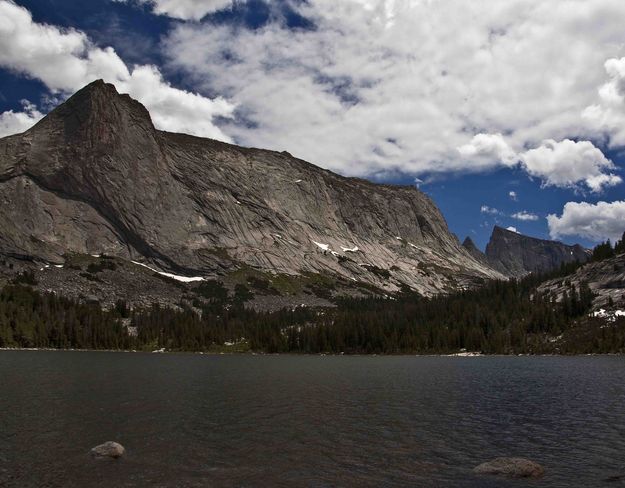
[1,352,624,487]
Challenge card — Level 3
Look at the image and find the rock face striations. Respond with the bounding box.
[0,80,503,296]
[483,226,589,277]
[538,252,625,309]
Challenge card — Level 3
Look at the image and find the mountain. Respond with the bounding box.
[0,80,502,305]
[538,252,625,310]
[461,237,490,266]
[483,226,589,277]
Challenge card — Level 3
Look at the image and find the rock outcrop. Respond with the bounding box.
[91,441,125,459]
[0,80,503,296]
[473,457,544,478]
[484,226,589,277]
[538,252,625,309]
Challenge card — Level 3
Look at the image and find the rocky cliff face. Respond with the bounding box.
[461,237,490,267]
[0,80,503,296]
[538,253,625,309]
[484,226,589,277]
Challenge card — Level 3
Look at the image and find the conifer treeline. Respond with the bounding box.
[1,267,623,354]
[2,236,624,354]
[592,231,625,261]
[0,285,131,350]
[282,277,597,354]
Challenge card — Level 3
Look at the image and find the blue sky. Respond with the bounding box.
[1,0,625,250]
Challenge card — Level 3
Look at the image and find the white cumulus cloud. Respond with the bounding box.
[547,200,625,241]
[511,211,539,221]
[509,191,517,201]
[461,135,620,192]
[0,0,235,139]
[5,0,625,189]
[0,100,43,137]
[480,205,500,215]
[116,0,238,20]
[518,139,621,193]
[457,133,517,167]
[164,0,625,178]
[583,57,625,146]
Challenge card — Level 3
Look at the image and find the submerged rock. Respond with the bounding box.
[604,474,625,482]
[473,457,544,478]
[91,441,125,459]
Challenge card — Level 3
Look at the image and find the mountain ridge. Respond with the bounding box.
[476,226,589,277]
[0,80,503,299]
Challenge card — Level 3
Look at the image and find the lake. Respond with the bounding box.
[1,352,624,487]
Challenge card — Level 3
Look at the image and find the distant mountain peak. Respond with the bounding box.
[485,226,588,277]
[33,79,155,143]
[462,236,477,249]
[492,225,522,237]
[492,225,511,234]
[462,236,490,266]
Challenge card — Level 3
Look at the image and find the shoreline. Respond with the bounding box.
[1,347,624,357]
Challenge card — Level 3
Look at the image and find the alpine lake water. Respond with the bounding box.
[1,351,624,487]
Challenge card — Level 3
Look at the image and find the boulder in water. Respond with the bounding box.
[91,441,125,459]
[604,474,625,482]
[473,457,544,478]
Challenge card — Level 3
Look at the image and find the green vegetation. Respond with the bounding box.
[226,266,344,297]
[2,237,624,354]
[306,277,596,355]
[0,266,620,354]
[0,285,129,349]
[591,231,625,262]
[12,271,37,286]
[617,233,625,255]
[86,259,117,274]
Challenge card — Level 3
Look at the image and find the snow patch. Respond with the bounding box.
[132,260,205,283]
[341,246,359,253]
[312,241,330,251]
[591,309,625,323]
[312,240,345,257]
[446,351,482,357]
[295,179,303,183]
[157,271,205,283]
[54,265,64,268]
